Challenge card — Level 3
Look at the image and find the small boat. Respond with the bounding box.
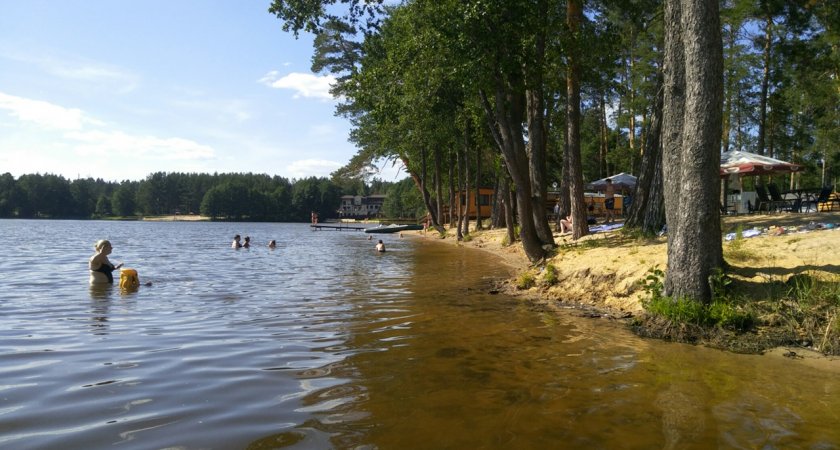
[364,223,424,234]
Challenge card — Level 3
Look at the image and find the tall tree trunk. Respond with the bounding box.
[480,87,546,262]
[628,36,637,156]
[567,0,589,240]
[599,92,609,179]
[448,148,456,227]
[757,11,772,156]
[560,137,572,219]
[434,146,443,225]
[407,151,440,228]
[626,77,665,235]
[474,143,483,230]
[462,137,471,237]
[525,19,554,246]
[504,175,517,245]
[491,174,504,229]
[662,0,725,302]
[456,143,464,240]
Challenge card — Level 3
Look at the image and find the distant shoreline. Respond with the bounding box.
[141,214,208,222]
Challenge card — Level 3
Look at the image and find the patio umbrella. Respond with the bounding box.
[719,150,802,177]
[586,172,637,191]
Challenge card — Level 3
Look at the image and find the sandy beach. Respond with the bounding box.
[417,211,840,359]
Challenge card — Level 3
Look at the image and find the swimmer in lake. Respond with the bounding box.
[268,240,276,249]
[375,239,385,252]
[232,234,242,248]
[89,239,123,284]
[243,236,251,248]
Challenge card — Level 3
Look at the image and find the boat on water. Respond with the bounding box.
[364,223,424,234]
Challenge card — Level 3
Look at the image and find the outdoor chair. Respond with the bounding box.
[768,183,795,212]
[754,185,775,213]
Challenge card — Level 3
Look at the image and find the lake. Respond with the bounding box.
[1,219,839,449]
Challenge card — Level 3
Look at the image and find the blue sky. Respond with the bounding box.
[0,1,402,182]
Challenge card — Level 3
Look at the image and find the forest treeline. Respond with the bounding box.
[0,171,426,221]
[269,0,838,301]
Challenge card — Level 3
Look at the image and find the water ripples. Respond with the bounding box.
[2,220,840,449]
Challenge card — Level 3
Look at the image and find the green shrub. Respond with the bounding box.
[516,271,536,290]
[640,266,754,331]
[542,264,559,286]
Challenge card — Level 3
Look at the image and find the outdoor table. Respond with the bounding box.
[784,188,821,212]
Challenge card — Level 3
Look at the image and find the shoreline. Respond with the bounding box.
[414,212,840,362]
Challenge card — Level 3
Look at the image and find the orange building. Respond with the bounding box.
[441,188,495,222]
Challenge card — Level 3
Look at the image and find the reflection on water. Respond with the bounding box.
[0,219,839,449]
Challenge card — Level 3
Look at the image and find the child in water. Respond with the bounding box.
[375,239,385,252]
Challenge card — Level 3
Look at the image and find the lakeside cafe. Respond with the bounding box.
[720,150,806,214]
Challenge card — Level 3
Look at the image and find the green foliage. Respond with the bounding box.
[542,264,559,286]
[0,171,355,222]
[640,267,754,331]
[380,177,425,219]
[515,271,536,290]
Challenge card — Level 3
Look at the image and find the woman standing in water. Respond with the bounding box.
[89,239,122,284]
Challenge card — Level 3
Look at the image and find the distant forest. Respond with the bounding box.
[0,172,425,221]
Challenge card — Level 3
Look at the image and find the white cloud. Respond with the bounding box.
[66,130,215,160]
[259,71,336,100]
[0,47,139,92]
[0,92,101,130]
[287,159,343,179]
[0,91,215,171]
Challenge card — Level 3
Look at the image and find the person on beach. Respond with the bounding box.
[243,236,251,248]
[268,240,276,249]
[559,214,573,234]
[604,178,615,224]
[89,239,123,284]
[375,239,385,252]
[231,235,242,248]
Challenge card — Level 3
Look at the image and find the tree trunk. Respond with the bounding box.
[626,77,665,235]
[406,151,440,228]
[480,87,546,262]
[525,22,554,246]
[474,143,483,230]
[456,143,464,240]
[503,175,517,245]
[567,0,589,240]
[599,93,609,179]
[448,148,456,227]
[434,146,443,225]
[661,0,724,302]
[757,12,772,156]
[462,136,471,237]
[491,174,503,229]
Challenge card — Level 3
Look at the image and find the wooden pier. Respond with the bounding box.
[310,224,367,231]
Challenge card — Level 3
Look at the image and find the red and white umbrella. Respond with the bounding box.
[720,150,802,177]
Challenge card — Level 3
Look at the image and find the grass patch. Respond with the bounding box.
[723,225,759,263]
[636,266,840,355]
[638,267,755,331]
[515,271,536,290]
[541,264,558,287]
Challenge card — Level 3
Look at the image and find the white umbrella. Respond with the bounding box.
[719,150,802,177]
[586,173,637,191]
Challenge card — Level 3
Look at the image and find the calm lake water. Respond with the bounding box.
[1,219,839,449]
